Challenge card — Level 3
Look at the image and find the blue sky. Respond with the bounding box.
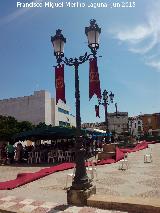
[0,0,159,123]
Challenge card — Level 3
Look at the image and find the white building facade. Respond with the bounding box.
[0,90,76,127]
[82,112,128,134]
[128,116,143,136]
[108,112,128,134]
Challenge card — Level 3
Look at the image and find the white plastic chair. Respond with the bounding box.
[57,150,65,162]
[86,160,97,180]
[144,147,152,163]
[48,151,55,163]
[35,152,41,163]
[27,152,35,164]
[119,153,129,170]
[65,151,73,162]
[65,165,76,189]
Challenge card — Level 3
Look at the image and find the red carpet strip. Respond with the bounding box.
[0,141,153,190]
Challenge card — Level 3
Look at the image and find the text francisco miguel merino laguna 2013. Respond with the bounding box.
[16,1,136,9]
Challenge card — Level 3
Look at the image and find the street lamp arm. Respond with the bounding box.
[60,52,95,67]
[99,98,109,106]
[102,102,109,107]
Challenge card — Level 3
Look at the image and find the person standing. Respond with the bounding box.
[111,135,115,143]
[7,142,15,164]
[1,144,7,165]
[15,143,24,163]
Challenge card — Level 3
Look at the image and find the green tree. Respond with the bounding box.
[36,122,48,128]
[17,121,34,132]
[0,116,18,141]
[0,115,33,142]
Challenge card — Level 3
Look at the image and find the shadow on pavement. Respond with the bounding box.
[48,204,70,212]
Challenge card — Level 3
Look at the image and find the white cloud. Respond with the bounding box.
[129,33,158,54]
[0,0,45,25]
[115,25,153,43]
[146,60,160,71]
[0,8,30,25]
[110,1,160,71]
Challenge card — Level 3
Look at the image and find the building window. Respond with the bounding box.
[148,118,151,124]
[138,126,141,132]
[135,123,136,128]
[59,121,70,127]
[58,107,69,115]
[138,121,141,125]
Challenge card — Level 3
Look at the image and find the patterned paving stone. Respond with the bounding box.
[1,195,16,201]
[78,207,97,213]
[8,203,25,211]
[40,201,57,208]
[0,195,129,213]
[31,207,50,213]
[63,206,81,213]
[20,205,38,212]
[20,198,35,205]
[12,197,25,203]
[31,200,45,206]
[0,201,17,208]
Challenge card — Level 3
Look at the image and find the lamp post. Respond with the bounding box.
[51,19,101,191]
[99,89,114,142]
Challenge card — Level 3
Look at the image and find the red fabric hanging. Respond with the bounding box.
[89,58,101,100]
[55,64,66,104]
[95,105,100,118]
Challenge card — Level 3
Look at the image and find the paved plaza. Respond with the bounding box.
[0,143,159,212]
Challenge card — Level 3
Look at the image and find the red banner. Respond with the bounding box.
[95,105,100,118]
[55,64,66,104]
[89,58,101,100]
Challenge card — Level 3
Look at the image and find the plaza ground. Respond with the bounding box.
[0,143,159,211]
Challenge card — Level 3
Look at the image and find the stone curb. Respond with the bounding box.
[87,195,160,213]
[0,209,17,213]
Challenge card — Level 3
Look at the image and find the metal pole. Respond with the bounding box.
[104,102,109,142]
[105,103,108,130]
[71,63,91,190]
[75,63,81,132]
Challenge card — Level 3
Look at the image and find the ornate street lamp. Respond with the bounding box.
[51,20,101,194]
[99,89,114,142]
[85,19,101,57]
[51,29,66,64]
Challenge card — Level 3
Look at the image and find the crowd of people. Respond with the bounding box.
[0,142,24,165]
[0,138,105,165]
[0,136,120,166]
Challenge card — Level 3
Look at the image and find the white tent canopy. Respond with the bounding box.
[85,128,106,133]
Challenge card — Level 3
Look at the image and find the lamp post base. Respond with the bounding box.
[67,185,96,206]
[71,178,92,190]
